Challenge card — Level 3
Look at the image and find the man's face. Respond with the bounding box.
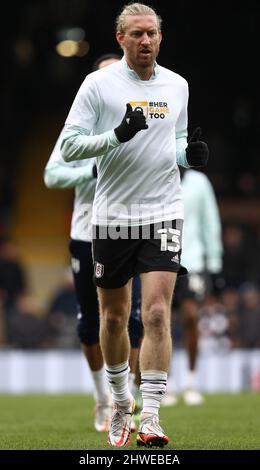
[116,15,162,70]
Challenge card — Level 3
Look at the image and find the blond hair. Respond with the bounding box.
[116,2,162,33]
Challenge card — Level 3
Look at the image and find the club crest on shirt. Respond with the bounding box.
[95,262,104,278]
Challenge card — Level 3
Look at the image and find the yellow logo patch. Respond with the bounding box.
[129,101,170,119]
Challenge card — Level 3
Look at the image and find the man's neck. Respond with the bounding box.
[135,66,153,81]
[125,58,155,81]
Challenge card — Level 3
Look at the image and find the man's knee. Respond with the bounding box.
[143,303,169,333]
[102,309,128,334]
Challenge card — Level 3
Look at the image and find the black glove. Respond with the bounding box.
[114,103,148,143]
[185,127,209,167]
[92,164,97,178]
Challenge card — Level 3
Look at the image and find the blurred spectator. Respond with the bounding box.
[0,237,27,308]
[222,224,252,288]
[46,267,78,349]
[239,283,260,349]
[236,172,257,198]
[7,294,48,349]
[247,224,260,288]
[220,288,241,348]
[198,295,231,354]
[0,296,6,346]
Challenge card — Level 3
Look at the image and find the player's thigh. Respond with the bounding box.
[141,271,177,318]
[97,280,132,322]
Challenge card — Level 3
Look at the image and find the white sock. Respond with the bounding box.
[186,370,197,389]
[166,378,177,394]
[91,366,111,404]
[140,370,167,416]
[128,372,138,396]
[105,361,131,407]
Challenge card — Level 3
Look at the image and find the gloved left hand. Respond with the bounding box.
[185,127,209,167]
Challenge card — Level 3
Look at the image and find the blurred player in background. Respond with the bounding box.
[44,53,143,433]
[163,168,223,406]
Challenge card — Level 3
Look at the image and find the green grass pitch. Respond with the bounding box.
[0,393,259,450]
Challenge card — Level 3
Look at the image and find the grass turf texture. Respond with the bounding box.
[0,393,259,450]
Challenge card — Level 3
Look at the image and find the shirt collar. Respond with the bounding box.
[122,56,159,81]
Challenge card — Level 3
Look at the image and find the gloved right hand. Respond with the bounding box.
[114,103,148,143]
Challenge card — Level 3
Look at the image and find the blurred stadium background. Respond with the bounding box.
[0,0,260,398]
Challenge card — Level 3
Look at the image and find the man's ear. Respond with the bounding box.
[116,31,124,48]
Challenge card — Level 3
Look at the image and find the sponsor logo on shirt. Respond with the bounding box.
[129,101,170,120]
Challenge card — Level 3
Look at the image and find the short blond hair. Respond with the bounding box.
[116,2,162,33]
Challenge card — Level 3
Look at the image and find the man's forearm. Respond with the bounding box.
[44,162,93,189]
[176,133,190,168]
[60,125,120,162]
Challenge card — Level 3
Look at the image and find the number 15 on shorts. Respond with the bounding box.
[157,228,181,252]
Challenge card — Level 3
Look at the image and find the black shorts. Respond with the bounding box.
[69,239,99,345]
[92,220,187,289]
[173,272,211,307]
